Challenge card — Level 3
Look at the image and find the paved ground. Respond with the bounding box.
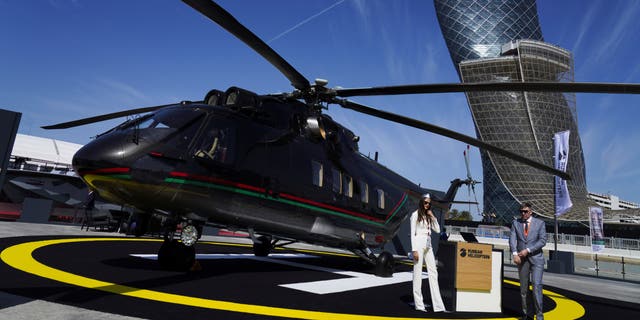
[1,222,140,320]
[1,221,639,320]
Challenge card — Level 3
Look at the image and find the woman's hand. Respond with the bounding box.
[426,210,435,218]
[412,251,419,262]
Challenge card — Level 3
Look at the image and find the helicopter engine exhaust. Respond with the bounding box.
[305,117,327,140]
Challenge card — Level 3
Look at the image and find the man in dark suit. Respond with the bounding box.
[509,202,546,320]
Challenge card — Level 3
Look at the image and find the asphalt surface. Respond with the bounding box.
[1,221,639,320]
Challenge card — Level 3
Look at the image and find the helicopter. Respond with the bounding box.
[42,0,640,276]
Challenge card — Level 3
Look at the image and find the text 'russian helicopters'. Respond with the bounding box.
[43,0,640,276]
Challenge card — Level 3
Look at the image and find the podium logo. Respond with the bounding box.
[459,247,490,259]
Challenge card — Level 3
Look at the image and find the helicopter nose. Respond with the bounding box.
[72,131,129,173]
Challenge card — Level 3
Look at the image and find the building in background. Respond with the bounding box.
[1,134,128,223]
[434,0,542,75]
[9,133,80,173]
[458,40,591,222]
[0,134,93,221]
[434,0,590,223]
[588,192,639,211]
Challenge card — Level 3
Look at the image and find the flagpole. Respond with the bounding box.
[553,135,558,256]
[554,174,558,255]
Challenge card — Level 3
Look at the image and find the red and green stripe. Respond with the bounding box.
[81,168,409,227]
[165,171,408,226]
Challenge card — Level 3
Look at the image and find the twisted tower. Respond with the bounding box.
[434,0,589,222]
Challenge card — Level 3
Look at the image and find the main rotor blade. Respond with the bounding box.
[435,200,479,205]
[337,99,571,180]
[183,0,310,91]
[41,104,176,129]
[335,81,640,97]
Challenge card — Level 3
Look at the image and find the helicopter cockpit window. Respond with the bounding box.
[150,108,202,129]
[121,108,203,131]
[135,117,155,129]
[194,120,236,165]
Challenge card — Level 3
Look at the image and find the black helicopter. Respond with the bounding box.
[43,0,640,276]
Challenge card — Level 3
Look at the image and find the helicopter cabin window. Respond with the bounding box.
[358,180,369,204]
[376,189,385,209]
[194,120,236,165]
[331,168,342,193]
[312,161,323,187]
[342,175,353,197]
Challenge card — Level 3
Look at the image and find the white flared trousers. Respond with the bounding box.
[413,242,445,312]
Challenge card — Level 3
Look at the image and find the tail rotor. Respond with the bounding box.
[463,145,482,219]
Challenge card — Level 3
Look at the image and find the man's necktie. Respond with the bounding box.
[524,221,529,237]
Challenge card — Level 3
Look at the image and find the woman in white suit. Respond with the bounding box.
[410,194,446,312]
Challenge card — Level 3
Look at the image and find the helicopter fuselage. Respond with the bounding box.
[73,92,425,251]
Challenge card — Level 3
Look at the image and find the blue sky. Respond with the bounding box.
[1,0,639,218]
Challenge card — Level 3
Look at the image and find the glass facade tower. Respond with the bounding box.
[434,0,589,222]
[434,0,543,71]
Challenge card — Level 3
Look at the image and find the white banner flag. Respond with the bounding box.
[554,130,572,216]
[589,206,605,252]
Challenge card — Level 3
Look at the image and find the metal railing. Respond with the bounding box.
[447,225,640,251]
[446,225,640,282]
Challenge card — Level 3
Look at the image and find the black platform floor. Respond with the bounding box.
[1,233,639,320]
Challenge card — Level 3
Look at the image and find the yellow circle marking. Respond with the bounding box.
[1,238,584,320]
[502,279,584,319]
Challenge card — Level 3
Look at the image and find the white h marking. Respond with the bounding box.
[131,253,421,294]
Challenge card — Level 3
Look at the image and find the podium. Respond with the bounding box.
[437,241,503,312]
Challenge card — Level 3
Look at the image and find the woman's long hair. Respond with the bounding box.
[417,197,434,225]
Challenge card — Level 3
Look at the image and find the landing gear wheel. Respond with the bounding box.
[131,213,149,237]
[158,239,196,271]
[253,235,272,257]
[374,251,394,277]
[180,224,199,247]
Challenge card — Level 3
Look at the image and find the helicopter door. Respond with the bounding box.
[193,119,236,165]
